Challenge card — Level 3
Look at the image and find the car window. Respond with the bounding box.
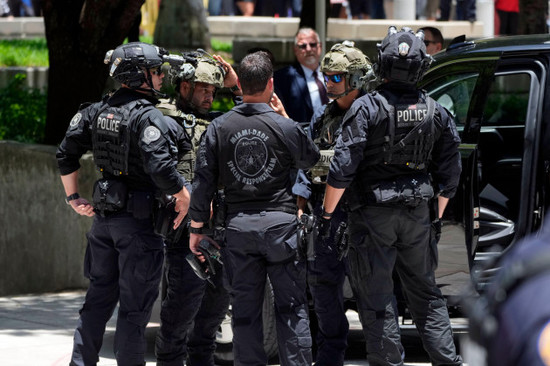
[482,73,529,127]
[425,73,478,128]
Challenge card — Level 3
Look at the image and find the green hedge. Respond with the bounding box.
[0,74,47,143]
[0,39,49,67]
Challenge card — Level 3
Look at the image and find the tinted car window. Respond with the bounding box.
[482,73,529,127]
[425,72,478,128]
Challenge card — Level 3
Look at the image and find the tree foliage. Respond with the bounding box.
[0,74,47,143]
[42,0,144,145]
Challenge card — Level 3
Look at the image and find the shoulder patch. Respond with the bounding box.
[538,320,550,365]
[69,112,82,129]
[142,126,161,144]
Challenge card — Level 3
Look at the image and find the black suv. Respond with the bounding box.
[421,34,550,299]
[213,34,550,363]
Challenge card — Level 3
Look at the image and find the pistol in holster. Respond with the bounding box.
[154,193,187,245]
[185,239,223,287]
[297,213,316,262]
[335,221,349,261]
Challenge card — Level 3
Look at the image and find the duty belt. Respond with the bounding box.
[226,204,297,215]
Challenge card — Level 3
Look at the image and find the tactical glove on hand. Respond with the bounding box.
[314,215,331,243]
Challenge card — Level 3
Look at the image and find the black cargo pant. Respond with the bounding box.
[70,212,164,366]
[307,203,349,366]
[155,239,230,366]
[347,202,462,366]
[224,211,312,366]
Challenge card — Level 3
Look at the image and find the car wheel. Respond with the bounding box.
[214,278,278,365]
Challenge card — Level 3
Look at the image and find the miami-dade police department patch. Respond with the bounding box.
[69,112,82,130]
[142,126,161,144]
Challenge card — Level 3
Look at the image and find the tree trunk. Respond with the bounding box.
[519,0,548,34]
[43,0,144,145]
[154,0,210,52]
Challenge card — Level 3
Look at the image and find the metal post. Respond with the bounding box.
[477,0,495,37]
[316,0,326,53]
[393,0,416,20]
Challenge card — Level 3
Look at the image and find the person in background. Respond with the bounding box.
[0,0,12,17]
[349,0,370,19]
[419,26,444,55]
[235,0,254,15]
[495,0,519,35]
[274,27,328,124]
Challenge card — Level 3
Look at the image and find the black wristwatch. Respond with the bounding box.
[65,192,80,205]
[189,226,204,235]
[229,84,240,93]
[321,207,333,219]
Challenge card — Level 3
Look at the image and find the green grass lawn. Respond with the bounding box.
[0,39,49,67]
[0,37,232,67]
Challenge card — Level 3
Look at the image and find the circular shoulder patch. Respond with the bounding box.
[69,112,82,129]
[142,126,161,144]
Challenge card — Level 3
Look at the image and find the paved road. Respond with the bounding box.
[0,291,470,366]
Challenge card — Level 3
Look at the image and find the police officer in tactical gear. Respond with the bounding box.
[188,51,320,366]
[321,27,463,366]
[293,40,379,366]
[56,42,191,366]
[154,51,240,366]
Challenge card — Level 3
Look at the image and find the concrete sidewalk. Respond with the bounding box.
[0,290,447,366]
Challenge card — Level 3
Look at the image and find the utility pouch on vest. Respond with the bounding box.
[154,194,187,244]
[92,179,128,216]
[371,174,434,207]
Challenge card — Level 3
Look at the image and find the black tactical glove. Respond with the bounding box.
[314,215,331,243]
[431,218,442,244]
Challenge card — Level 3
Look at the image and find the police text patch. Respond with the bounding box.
[396,103,428,128]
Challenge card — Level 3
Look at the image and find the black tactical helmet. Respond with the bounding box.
[104,42,168,89]
[375,26,432,85]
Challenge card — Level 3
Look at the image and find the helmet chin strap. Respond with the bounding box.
[327,76,355,99]
[141,69,167,98]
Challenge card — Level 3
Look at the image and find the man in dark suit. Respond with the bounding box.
[274,27,328,123]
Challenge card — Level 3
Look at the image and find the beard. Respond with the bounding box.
[302,55,318,67]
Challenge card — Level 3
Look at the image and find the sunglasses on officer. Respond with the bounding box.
[323,73,345,84]
[150,68,163,76]
[296,42,318,50]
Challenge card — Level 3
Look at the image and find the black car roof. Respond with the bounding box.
[433,34,550,61]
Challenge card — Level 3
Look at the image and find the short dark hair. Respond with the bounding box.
[238,52,273,95]
[246,47,275,65]
[420,26,443,45]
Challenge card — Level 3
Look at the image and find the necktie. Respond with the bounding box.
[313,71,329,105]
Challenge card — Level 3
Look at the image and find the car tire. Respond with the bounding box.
[214,278,278,365]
